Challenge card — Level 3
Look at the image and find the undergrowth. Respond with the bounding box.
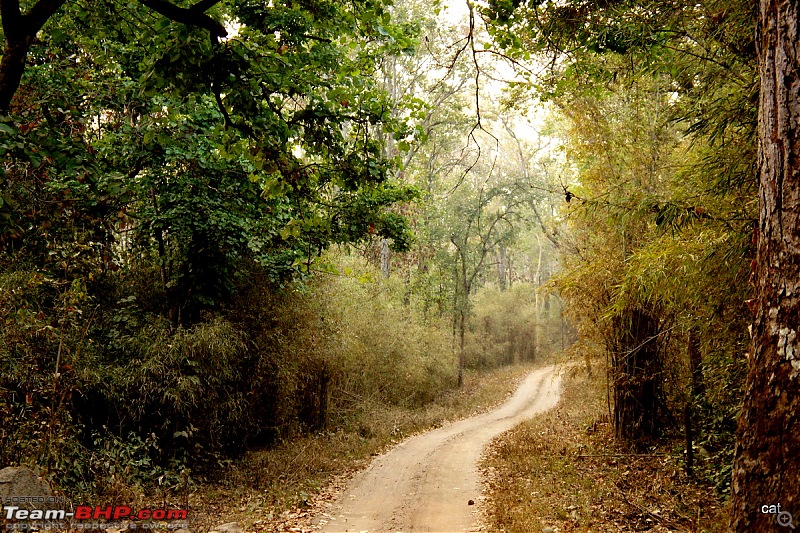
[2,246,564,522]
[481,360,728,533]
[183,361,544,532]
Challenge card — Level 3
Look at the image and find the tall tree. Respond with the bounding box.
[731,0,800,528]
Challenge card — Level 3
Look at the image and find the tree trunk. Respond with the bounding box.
[612,306,664,442]
[316,365,329,431]
[730,0,800,529]
[453,242,470,388]
[684,403,693,478]
[497,245,507,290]
[533,232,544,360]
[1,0,70,112]
[0,38,30,113]
[457,303,465,387]
[380,238,391,278]
[688,327,705,399]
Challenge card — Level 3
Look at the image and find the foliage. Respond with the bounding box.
[482,0,755,486]
[464,283,563,369]
[246,253,458,424]
[2,0,421,319]
[0,0,568,502]
[0,0,435,495]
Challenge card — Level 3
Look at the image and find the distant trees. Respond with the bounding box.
[445,156,531,385]
[358,0,564,384]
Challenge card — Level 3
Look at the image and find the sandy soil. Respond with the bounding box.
[314,364,565,533]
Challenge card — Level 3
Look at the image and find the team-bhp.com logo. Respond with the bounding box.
[4,505,187,521]
[3,502,189,530]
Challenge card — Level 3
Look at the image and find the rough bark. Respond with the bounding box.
[380,238,390,278]
[730,0,800,529]
[0,38,29,113]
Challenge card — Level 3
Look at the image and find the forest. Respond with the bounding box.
[1,0,798,531]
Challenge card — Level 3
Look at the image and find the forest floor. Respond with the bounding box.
[315,364,565,532]
[182,360,552,532]
[480,361,729,533]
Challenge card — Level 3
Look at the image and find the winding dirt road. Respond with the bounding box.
[316,364,565,533]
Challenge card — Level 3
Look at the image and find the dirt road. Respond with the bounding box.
[316,364,565,532]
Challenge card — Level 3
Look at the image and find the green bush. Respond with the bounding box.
[1,252,461,496]
[234,253,457,439]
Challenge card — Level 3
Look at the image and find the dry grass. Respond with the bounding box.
[481,361,728,533]
[182,360,546,532]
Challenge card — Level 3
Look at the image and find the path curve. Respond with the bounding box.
[316,364,565,532]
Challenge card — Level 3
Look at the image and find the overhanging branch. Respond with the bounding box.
[23,0,67,35]
[136,0,227,39]
[189,0,222,12]
[1,0,69,112]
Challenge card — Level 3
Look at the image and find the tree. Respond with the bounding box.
[483,0,756,486]
[0,0,424,483]
[446,163,523,386]
[554,80,682,442]
[0,0,227,112]
[1,0,419,316]
[730,0,800,528]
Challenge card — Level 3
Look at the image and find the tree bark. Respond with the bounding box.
[380,238,391,278]
[730,0,800,529]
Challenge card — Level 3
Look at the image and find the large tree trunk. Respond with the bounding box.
[730,0,800,529]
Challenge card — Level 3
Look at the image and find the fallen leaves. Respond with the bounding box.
[479,363,728,533]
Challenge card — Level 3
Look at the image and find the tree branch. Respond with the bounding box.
[0,0,22,40]
[0,0,68,112]
[136,0,227,39]
[22,0,67,35]
[189,0,222,12]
